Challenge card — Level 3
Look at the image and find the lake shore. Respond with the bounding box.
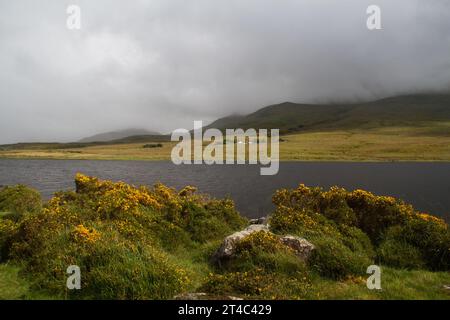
[1,127,449,162]
[1,175,449,300]
[0,159,449,221]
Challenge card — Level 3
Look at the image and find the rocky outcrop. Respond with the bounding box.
[249,217,268,225]
[280,235,315,261]
[212,224,315,264]
[212,224,269,262]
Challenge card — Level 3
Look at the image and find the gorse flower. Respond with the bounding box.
[72,224,101,243]
[0,174,246,299]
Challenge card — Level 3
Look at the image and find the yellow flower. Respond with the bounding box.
[72,224,101,243]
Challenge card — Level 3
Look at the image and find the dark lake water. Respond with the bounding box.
[0,159,449,221]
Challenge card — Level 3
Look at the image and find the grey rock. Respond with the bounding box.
[249,217,268,225]
[212,224,269,262]
[213,224,315,264]
[280,235,315,261]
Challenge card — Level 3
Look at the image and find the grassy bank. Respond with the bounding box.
[0,176,449,300]
[1,124,449,161]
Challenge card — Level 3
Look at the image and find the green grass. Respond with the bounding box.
[280,125,450,161]
[0,264,29,299]
[309,267,450,300]
[0,264,53,300]
[1,259,449,300]
[1,177,450,300]
[207,94,450,133]
[0,124,448,161]
[0,93,449,161]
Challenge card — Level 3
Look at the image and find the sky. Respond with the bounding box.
[0,0,449,144]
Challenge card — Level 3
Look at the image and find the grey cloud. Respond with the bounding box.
[0,0,449,143]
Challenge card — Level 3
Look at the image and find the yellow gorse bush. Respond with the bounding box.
[417,213,447,227]
[72,224,101,243]
[270,183,448,238]
[75,173,163,216]
[236,230,288,254]
[1,174,246,299]
[269,183,450,272]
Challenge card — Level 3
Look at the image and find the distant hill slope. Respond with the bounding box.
[79,129,160,143]
[205,94,450,135]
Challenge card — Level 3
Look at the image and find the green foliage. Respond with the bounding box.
[0,185,42,218]
[143,143,163,148]
[180,200,246,243]
[200,268,313,299]
[0,219,18,262]
[206,94,450,134]
[0,264,30,299]
[309,236,372,279]
[204,230,313,299]
[225,231,307,275]
[1,176,449,300]
[377,238,425,270]
[269,183,450,276]
[378,219,450,270]
[2,174,245,299]
[338,225,375,260]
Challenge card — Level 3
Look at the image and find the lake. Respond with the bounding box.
[0,159,449,221]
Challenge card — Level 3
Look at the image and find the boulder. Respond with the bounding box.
[212,224,315,264]
[280,235,315,261]
[212,224,269,262]
[249,217,268,225]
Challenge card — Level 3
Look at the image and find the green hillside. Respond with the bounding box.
[79,129,161,143]
[0,135,171,152]
[206,94,450,135]
[0,94,449,161]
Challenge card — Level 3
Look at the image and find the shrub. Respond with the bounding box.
[270,183,450,272]
[3,174,247,298]
[235,231,286,255]
[0,218,18,262]
[271,185,418,242]
[74,239,190,299]
[0,185,42,217]
[200,268,312,299]
[269,206,337,239]
[182,201,246,243]
[338,225,375,260]
[201,268,272,296]
[148,219,192,251]
[143,143,163,148]
[224,231,308,275]
[346,190,413,242]
[377,238,425,270]
[308,236,373,279]
[207,230,311,298]
[377,217,450,270]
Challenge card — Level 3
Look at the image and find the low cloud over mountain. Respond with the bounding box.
[1,0,449,144]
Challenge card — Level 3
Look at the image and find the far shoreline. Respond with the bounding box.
[1,156,450,162]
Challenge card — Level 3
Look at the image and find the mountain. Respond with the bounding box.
[205,94,450,135]
[79,129,161,143]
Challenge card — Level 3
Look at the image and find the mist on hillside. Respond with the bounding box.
[1,0,449,144]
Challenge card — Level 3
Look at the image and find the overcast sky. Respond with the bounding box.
[0,0,449,143]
